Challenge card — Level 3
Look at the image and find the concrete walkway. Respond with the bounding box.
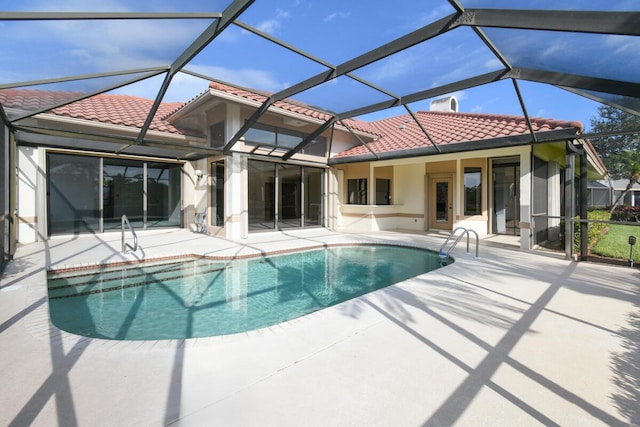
[1,229,638,426]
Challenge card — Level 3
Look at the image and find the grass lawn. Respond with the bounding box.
[592,224,640,262]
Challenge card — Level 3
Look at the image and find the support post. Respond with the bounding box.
[564,143,575,260]
[579,146,588,261]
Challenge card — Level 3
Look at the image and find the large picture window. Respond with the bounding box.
[464,167,482,216]
[245,122,326,156]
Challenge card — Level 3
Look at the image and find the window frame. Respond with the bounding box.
[347,178,367,205]
[463,167,482,216]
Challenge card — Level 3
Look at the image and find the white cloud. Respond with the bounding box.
[471,105,484,113]
[188,64,284,93]
[255,9,290,34]
[604,34,640,55]
[484,58,504,69]
[360,53,416,82]
[540,41,567,60]
[323,11,351,23]
[449,90,467,101]
[110,65,287,102]
[535,108,549,118]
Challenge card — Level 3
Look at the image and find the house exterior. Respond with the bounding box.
[588,179,640,208]
[0,81,607,268]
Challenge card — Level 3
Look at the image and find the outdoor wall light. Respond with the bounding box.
[194,169,204,185]
[629,235,636,267]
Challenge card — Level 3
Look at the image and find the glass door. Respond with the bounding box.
[278,164,301,230]
[492,160,520,235]
[248,160,275,231]
[103,158,144,230]
[429,177,453,230]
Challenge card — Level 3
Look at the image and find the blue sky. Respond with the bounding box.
[1,0,637,131]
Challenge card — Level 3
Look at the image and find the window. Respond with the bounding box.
[376,178,391,205]
[300,136,327,157]
[210,121,225,148]
[347,178,367,205]
[464,167,482,215]
[245,123,276,146]
[244,122,326,156]
[211,160,224,226]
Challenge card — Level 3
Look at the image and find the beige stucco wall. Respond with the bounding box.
[16,146,41,243]
[335,145,544,251]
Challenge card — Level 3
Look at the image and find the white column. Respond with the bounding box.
[17,147,40,243]
[225,153,247,240]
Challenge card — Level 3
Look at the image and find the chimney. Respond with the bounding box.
[430,96,458,112]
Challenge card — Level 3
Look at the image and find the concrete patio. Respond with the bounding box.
[0,229,638,426]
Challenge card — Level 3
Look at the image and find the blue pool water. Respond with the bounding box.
[47,245,450,340]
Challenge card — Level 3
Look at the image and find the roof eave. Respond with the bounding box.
[207,87,379,139]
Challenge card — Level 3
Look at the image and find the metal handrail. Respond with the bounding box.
[439,227,479,259]
[121,214,138,254]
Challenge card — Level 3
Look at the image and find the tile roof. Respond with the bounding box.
[0,88,196,136]
[207,81,378,136]
[334,111,583,158]
[1,87,585,160]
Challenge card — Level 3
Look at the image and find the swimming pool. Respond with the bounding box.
[47,244,450,340]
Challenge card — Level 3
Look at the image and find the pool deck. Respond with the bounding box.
[1,228,639,426]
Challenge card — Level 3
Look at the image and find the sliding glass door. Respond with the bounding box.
[48,154,101,234]
[47,153,182,235]
[103,158,144,230]
[248,160,323,232]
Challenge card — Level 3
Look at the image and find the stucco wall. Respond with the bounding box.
[17,146,40,243]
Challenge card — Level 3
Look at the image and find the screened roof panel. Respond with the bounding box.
[483,28,640,84]
[0,17,214,84]
[0,2,638,160]
[517,81,605,130]
[457,0,635,11]
[235,0,456,65]
[352,27,504,98]
[294,75,395,115]
[2,0,229,13]
[569,88,640,117]
[183,24,331,95]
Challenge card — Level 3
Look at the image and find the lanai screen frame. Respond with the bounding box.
[0,1,638,161]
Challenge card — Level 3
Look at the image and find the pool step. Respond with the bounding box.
[48,262,229,299]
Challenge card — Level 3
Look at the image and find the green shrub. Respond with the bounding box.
[561,210,610,254]
[611,205,640,222]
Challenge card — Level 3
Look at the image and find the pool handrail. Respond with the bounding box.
[439,227,479,259]
[121,214,138,254]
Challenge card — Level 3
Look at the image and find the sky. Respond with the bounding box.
[1,0,638,131]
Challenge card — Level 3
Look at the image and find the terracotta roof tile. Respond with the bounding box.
[1,87,584,160]
[0,88,201,137]
[334,111,582,158]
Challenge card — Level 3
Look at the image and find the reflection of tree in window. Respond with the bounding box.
[464,167,482,215]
